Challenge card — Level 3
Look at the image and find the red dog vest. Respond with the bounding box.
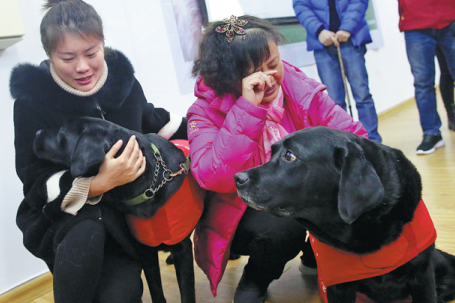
[126,140,204,247]
[311,199,436,303]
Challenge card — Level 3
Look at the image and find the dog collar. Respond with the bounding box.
[123,143,191,206]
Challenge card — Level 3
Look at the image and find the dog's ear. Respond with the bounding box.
[336,142,384,224]
[70,131,110,177]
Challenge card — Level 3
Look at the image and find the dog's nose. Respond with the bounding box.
[234,172,249,185]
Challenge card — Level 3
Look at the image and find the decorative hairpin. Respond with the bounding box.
[215,15,248,43]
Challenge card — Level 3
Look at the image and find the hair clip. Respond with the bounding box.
[215,15,248,43]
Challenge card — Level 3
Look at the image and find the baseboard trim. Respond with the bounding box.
[0,272,52,303]
[378,97,415,121]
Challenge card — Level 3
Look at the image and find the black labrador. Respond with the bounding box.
[235,126,455,303]
[34,117,199,303]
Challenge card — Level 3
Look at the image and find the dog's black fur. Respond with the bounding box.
[33,117,186,218]
[235,126,455,303]
[33,117,197,303]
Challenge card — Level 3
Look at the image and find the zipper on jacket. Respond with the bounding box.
[96,105,106,120]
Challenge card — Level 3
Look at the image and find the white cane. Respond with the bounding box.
[336,44,353,117]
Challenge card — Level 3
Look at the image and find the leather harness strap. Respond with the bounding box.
[123,143,190,206]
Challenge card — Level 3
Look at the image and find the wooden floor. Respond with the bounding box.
[31,97,455,303]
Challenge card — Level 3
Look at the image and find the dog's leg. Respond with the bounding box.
[170,236,196,303]
[327,282,357,303]
[137,243,167,303]
[408,265,437,303]
[408,245,437,303]
[434,249,455,303]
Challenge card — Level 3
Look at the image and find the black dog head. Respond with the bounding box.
[34,117,123,177]
[34,117,186,217]
[235,126,422,253]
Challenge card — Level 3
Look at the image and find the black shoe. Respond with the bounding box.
[233,273,269,303]
[416,134,444,155]
[229,253,242,260]
[449,118,455,131]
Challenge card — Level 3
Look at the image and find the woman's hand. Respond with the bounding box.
[336,30,351,43]
[242,70,277,106]
[318,30,339,46]
[88,135,146,197]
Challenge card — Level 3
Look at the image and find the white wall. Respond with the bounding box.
[361,0,417,114]
[0,0,47,293]
[0,0,418,295]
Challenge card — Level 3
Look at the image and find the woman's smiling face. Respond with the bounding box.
[247,41,284,104]
[50,33,104,92]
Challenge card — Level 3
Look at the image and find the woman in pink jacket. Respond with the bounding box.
[187,15,368,303]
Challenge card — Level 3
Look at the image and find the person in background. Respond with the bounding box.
[10,0,186,302]
[398,0,455,154]
[187,15,368,303]
[436,45,455,131]
[293,0,382,143]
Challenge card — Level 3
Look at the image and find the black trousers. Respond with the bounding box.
[436,45,455,120]
[230,207,308,283]
[52,219,143,303]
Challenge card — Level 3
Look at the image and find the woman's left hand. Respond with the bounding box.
[88,135,146,197]
[336,30,351,43]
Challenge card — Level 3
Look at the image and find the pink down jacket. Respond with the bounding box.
[187,61,368,296]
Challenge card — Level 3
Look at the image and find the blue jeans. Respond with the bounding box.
[405,25,455,136]
[314,40,382,142]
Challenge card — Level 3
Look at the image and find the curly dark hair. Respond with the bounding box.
[192,15,284,96]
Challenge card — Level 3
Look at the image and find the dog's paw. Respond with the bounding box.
[166,253,174,265]
[42,170,73,219]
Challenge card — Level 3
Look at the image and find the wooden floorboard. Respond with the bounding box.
[3,96,455,303]
[0,273,52,303]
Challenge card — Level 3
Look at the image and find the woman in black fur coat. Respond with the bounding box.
[9,0,187,302]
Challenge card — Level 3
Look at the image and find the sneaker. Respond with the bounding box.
[299,262,318,275]
[416,135,444,155]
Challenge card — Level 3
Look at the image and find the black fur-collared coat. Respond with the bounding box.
[10,49,187,270]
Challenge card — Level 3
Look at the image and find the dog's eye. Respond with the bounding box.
[284,151,296,162]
